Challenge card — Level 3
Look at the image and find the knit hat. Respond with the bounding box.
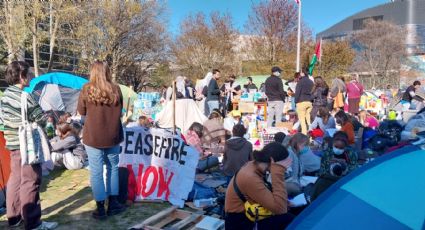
[271,66,282,73]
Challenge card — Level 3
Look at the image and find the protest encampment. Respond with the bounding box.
[1,0,425,229]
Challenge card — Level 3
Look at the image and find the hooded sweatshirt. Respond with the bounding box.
[223,137,253,176]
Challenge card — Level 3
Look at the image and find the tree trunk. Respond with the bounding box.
[47,1,60,72]
[32,16,39,77]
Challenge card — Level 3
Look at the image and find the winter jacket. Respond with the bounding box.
[222,137,253,176]
[312,86,329,106]
[346,81,364,99]
[295,76,314,103]
[207,78,221,101]
[265,75,286,101]
[50,135,87,161]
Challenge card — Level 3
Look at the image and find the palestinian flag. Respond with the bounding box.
[309,39,322,75]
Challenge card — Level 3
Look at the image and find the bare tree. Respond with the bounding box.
[352,19,407,88]
[0,1,27,63]
[73,1,168,83]
[243,0,312,76]
[172,12,239,80]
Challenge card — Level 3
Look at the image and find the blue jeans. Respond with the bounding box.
[85,145,120,201]
[207,100,219,114]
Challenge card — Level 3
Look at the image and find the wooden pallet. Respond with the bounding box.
[129,206,205,230]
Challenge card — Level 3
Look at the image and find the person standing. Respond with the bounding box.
[207,69,221,114]
[311,76,329,121]
[244,76,258,92]
[401,80,421,111]
[346,74,364,115]
[265,66,286,127]
[221,75,241,113]
[295,72,314,135]
[330,77,346,111]
[0,61,58,229]
[77,61,125,220]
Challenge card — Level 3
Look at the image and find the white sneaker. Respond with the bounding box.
[32,221,58,230]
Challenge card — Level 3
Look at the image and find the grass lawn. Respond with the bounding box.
[0,168,170,229]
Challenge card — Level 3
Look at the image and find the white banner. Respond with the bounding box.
[119,127,199,207]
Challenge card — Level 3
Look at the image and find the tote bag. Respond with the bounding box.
[333,90,344,109]
[18,92,50,165]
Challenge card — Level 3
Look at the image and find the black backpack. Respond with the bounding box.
[202,85,208,97]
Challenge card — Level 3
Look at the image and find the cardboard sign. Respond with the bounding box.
[119,127,199,207]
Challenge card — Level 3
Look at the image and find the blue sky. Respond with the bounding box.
[168,0,389,36]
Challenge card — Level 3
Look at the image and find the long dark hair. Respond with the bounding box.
[312,76,329,94]
[318,107,330,125]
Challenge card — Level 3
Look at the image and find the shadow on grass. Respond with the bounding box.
[40,168,67,193]
[43,186,92,216]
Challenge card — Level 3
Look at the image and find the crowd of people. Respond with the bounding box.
[0,59,423,230]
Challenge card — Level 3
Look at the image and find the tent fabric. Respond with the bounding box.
[0,132,11,190]
[24,72,88,93]
[39,84,65,111]
[288,146,424,230]
[119,84,138,111]
[155,99,208,132]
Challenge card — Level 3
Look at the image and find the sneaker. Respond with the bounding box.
[32,221,58,230]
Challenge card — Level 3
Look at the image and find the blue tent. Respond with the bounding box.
[24,72,88,115]
[289,146,425,230]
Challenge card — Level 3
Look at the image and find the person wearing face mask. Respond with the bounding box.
[286,133,320,196]
[310,131,357,201]
[265,66,286,127]
[225,142,294,230]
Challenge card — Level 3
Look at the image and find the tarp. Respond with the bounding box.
[155,99,208,132]
[288,146,425,230]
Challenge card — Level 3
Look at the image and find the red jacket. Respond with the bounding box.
[346,81,364,99]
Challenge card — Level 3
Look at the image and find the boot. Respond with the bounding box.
[92,201,107,220]
[107,196,126,216]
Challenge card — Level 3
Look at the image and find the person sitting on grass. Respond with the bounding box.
[310,131,357,201]
[225,142,294,230]
[50,120,87,170]
[223,124,253,180]
[334,110,355,145]
[185,122,204,156]
[286,133,320,196]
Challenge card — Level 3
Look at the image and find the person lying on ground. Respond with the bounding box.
[225,142,294,230]
[223,124,253,180]
[50,121,87,170]
[286,133,320,196]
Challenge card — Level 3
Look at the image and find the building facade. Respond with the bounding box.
[318,0,425,54]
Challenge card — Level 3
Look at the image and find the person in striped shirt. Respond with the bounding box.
[0,61,57,230]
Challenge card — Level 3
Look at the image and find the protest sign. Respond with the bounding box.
[119,127,199,207]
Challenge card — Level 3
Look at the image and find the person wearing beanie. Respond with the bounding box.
[225,142,294,230]
[265,66,286,127]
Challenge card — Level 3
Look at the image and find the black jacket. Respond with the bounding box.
[295,76,314,103]
[207,78,221,101]
[265,75,286,101]
[222,137,253,176]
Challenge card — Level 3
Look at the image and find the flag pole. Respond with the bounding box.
[296,0,302,73]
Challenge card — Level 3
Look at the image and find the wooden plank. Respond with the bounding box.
[152,216,177,228]
[129,206,178,230]
[169,213,203,230]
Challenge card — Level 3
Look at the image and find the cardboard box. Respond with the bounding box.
[276,121,294,131]
[239,102,256,113]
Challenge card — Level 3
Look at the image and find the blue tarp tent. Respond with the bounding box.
[289,146,425,230]
[24,72,88,115]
